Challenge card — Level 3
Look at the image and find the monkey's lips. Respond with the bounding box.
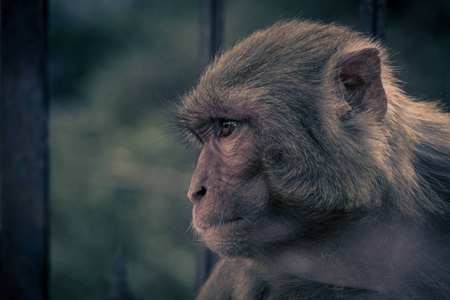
[194,216,246,231]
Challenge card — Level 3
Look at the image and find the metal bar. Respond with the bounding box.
[360,0,387,40]
[199,0,224,70]
[374,0,387,40]
[195,0,224,294]
[1,0,50,299]
[108,248,134,300]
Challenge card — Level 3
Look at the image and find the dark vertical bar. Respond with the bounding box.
[194,245,217,294]
[360,0,387,40]
[108,248,134,300]
[1,0,49,299]
[195,0,223,295]
[199,0,224,70]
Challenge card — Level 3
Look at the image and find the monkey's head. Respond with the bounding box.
[176,20,426,257]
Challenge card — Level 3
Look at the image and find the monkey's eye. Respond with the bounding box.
[219,120,237,137]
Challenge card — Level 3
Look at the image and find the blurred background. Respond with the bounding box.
[49,0,450,299]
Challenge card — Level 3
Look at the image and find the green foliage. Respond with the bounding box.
[50,1,200,299]
[50,0,450,299]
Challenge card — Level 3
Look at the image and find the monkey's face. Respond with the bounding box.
[186,118,299,257]
[178,20,391,257]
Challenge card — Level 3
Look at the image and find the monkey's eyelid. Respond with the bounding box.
[213,117,240,125]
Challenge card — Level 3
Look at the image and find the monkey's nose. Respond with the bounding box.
[188,186,207,203]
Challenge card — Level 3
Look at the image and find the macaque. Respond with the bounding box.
[177,20,450,299]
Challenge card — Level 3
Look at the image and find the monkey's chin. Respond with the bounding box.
[196,216,292,258]
[196,218,255,257]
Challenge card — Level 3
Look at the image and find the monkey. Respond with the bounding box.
[176,20,450,299]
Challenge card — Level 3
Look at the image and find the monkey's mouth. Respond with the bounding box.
[195,216,245,231]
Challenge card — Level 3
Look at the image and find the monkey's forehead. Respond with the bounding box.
[177,85,271,129]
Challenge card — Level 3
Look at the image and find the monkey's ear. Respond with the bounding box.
[336,48,387,121]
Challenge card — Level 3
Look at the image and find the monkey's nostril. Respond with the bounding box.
[193,186,207,202]
[199,186,207,195]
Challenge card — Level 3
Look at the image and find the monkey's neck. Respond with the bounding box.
[264,220,434,293]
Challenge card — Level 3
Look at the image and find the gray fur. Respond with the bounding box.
[177,20,450,299]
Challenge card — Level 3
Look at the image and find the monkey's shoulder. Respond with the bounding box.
[198,257,450,300]
[198,259,372,300]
